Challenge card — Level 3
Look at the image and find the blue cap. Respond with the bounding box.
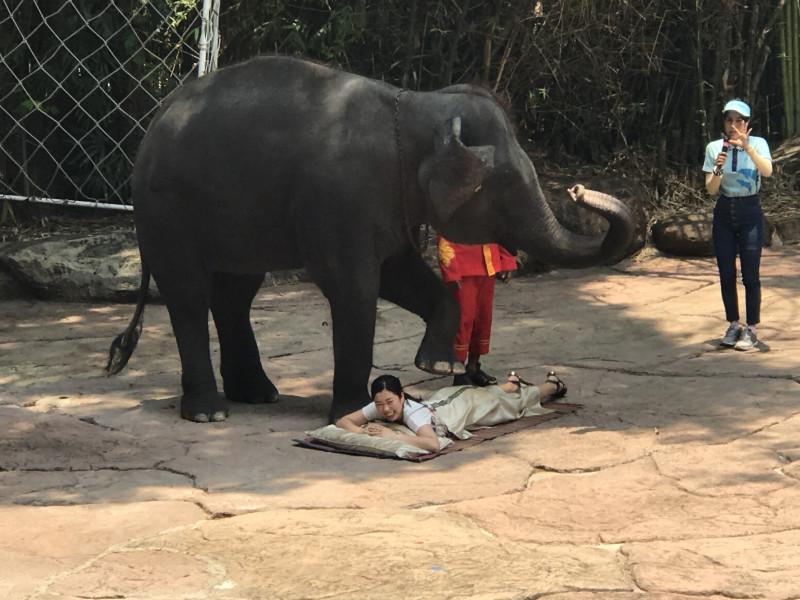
[722,99,751,118]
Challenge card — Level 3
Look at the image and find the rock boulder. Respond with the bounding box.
[0,231,153,302]
[651,209,777,257]
[651,210,716,257]
[0,231,309,302]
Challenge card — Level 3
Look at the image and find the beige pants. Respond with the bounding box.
[424,384,552,439]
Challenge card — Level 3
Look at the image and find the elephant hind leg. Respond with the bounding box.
[210,271,279,404]
[152,263,228,422]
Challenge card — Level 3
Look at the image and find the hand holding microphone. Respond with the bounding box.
[712,137,730,177]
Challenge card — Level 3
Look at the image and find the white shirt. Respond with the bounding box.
[361,398,435,433]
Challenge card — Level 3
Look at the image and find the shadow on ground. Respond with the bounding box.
[1,248,798,513]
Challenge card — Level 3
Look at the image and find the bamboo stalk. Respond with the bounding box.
[780,0,792,135]
[442,2,467,87]
[743,1,759,98]
[494,23,519,93]
[417,10,430,90]
[695,0,709,144]
[789,0,800,134]
[401,0,418,89]
[753,1,786,102]
[482,34,492,82]
[789,0,796,134]
[733,4,745,97]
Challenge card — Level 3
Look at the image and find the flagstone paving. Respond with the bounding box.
[1,247,799,599]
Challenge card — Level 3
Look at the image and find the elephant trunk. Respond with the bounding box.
[514,183,635,269]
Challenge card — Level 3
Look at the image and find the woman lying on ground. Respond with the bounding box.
[334,370,568,453]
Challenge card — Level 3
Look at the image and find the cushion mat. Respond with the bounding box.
[294,401,581,462]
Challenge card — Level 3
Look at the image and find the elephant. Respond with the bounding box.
[107,55,635,423]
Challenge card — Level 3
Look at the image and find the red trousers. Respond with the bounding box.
[450,275,495,363]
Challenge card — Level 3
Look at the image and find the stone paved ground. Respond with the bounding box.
[1,248,799,600]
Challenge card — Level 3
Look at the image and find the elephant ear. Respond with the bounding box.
[419,117,495,224]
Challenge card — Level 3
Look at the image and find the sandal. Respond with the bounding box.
[546,370,568,399]
[507,370,532,388]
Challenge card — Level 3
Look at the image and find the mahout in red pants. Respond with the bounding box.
[450,274,495,363]
[438,237,516,385]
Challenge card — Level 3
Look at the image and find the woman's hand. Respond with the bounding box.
[727,121,772,177]
[365,423,394,438]
[728,121,752,150]
[713,150,727,170]
[364,423,441,453]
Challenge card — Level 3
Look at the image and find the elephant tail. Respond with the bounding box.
[106,263,150,376]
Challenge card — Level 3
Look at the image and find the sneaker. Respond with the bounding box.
[734,326,758,351]
[720,322,742,347]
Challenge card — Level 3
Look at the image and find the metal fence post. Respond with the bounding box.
[198,0,221,77]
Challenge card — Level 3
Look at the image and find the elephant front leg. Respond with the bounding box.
[317,277,380,424]
[379,251,465,376]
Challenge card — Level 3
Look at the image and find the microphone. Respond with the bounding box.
[713,137,730,176]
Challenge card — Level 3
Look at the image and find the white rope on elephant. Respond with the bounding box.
[0,0,220,212]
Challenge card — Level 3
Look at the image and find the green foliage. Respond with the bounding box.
[0,0,200,203]
[0,0,791,209]
[218,0,787,168]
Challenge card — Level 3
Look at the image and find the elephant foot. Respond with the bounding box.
[414,351,466,376]
[181,390,229,422]
[222,369,280,404]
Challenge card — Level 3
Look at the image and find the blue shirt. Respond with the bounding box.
[703,136,771,197]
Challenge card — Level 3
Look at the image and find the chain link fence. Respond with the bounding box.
[0,0,220,212]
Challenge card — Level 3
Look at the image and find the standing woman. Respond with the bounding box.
[703,99,773,350]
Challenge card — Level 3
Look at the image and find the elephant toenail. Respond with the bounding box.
[212,411,227,421]
[432,360,451,373]
[193,413,210,423]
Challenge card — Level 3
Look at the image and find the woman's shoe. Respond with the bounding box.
[507,370,532,387]
[546,370,568,399]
